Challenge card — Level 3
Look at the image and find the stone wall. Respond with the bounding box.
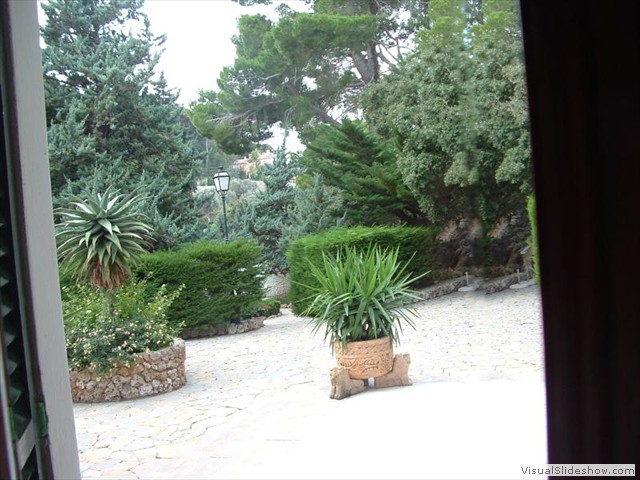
[414,273,534,299]
[180,316,265,339]
[264,273,290,299]
[415,276,470,300]
[69,338,186,403]
[482,273,521,294]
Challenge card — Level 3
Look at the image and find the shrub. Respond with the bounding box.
[243,298,282,319]
[136,239,266,331]
[287,226,440,314]
[258,298,282,317]
[62,279,182,374]
[55,189,182,376]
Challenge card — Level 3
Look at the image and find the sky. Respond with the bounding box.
[140,0,304,107]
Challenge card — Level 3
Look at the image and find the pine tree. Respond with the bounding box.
[188,0,430,153]
[229,146,300,273]
[302,120,426,226]
[41,0,206,248]
[286,174,345,239]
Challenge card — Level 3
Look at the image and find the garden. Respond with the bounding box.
[43,0,540,403]
[54,185,538,403]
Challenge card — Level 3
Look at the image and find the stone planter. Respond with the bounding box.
[69,338,186,403]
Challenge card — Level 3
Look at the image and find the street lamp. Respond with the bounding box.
[212,166,230,242]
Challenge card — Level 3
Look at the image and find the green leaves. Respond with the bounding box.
[55,188,153,290]
[188,1,426,154]
[228,147,300,273]
[303,244,425,351]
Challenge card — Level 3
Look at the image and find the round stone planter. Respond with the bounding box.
[69,338,186,403]
[334,336,394,380]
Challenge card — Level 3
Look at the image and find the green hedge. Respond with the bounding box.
[527,195,540,284]
[287,226,440,314]
[135,239,265,331]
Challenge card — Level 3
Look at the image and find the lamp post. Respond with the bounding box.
[212,166,230,242]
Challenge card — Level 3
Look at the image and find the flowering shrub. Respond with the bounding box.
[62,279,184,374]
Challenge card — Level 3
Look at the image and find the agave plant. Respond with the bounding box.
[55,188,153,290]
[303,244,427,352]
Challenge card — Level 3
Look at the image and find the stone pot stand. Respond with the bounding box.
[329,353,412,400]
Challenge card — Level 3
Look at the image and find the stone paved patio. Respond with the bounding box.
[73,285,547,480]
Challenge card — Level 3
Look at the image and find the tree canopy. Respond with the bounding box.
[360,0,532,226]
[187,0,533,274]
[188,0,429,154]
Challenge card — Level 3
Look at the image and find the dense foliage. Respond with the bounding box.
[55,188,185,374]
[284,173,346,242]
[47,0,536,296]
[526,195,540,284]
[187,0,533,277]
[228,147,300,273]
[41,0,206,248]
[244,298,282,318]
[361,0,532,227]
[302,119,426,226]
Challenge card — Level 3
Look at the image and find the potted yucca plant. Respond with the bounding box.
[303,244,425,380]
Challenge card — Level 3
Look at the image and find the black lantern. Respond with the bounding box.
[212,166,230,241]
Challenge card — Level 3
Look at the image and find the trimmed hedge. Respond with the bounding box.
[287,226,440,314]
[527,195,540,284]
[135,239,265,331]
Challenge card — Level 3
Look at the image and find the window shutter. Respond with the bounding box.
[0,84,49,479]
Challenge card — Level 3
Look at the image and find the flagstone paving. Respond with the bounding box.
[73,285,547,480]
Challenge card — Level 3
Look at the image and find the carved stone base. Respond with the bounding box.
[374,353,412,388]
[329,353,412,400]
[329,367,365,400]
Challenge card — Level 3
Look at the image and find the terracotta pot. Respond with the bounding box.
[334,336,394,380]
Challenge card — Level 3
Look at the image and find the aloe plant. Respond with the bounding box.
[55,188,153,291]
[303,245,426,352]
